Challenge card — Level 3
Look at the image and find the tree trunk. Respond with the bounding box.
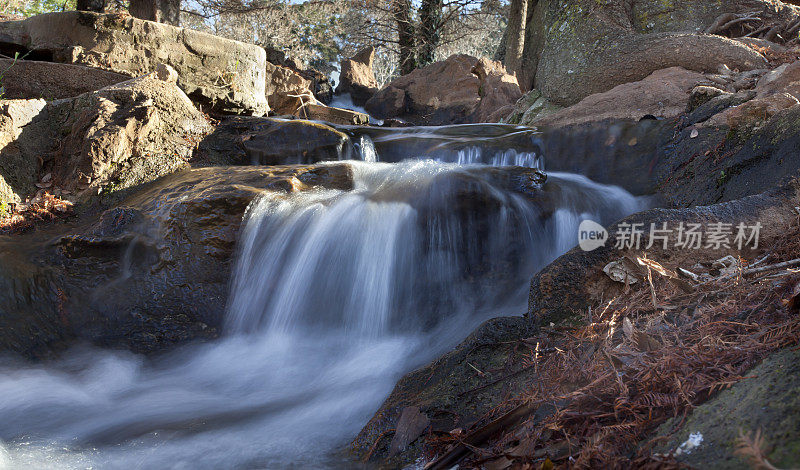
[391,0,416,75]
[76,0,106,12]
[417,0,443,67]
[503,0,528,78]
[129,0,180,26]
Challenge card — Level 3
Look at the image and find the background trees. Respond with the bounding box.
[3,0,509,84]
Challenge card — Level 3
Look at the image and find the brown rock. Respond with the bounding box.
[336,46,379,106]
[365,54,520,125]
[18,76,212,201]
[388,407,429,457]
[264,46,333,104]
[756,60,800,99]
[265,62,314,116]
[535,67,711,127]
[0,99,47,205]
[706,93,799,129]
[470,58,523,122]
[0,58,129,100]
[195,116,354,166]
[295,103,369,126]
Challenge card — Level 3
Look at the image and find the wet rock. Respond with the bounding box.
[0,58,129,100]
[335,46,379,106]
[352,316,538,466]
[194,116,355,166]
[0,11,269,115]
[528,180,800,326]
[296,104,369,126]
[365,54,521,125]
[0,164,354,357]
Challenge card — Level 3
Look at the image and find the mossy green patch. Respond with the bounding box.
[652,348,800,469]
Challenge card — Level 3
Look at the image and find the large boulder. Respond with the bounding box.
[0,164,354,357]
[0,11,269,115]
[5,75,212,204]
[0,99,46,207]
[533,67,713,127]
[265,61,315,116]
[0,58,129,100]
[471,57,526,122]
[264,45,334,104]
[335,46,380,106]
[195,116,357,166]
[365,54,522,125]
[510,0,800,107]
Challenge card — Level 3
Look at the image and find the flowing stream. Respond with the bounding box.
[0,127,644,469]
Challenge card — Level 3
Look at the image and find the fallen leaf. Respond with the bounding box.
[389,406,430,457]
[786,281,800,310]
[507,436,538,457]
[711,255,741,277]
[623,317,635,341]
[603,259,639,285]
[485,456,512,470]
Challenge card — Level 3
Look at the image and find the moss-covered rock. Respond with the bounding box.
[653,347,800,469]
[514,0,798,106]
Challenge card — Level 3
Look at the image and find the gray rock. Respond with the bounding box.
[0,12,269,115]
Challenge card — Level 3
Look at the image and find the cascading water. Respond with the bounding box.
[0,127,645,469]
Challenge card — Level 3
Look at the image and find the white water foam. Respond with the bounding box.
[0,159,643,469]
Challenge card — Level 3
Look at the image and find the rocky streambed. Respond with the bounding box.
[1,4,800,469]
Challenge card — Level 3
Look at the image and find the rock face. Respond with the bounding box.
[336,46,379,106]
[296,103,369,125]
[0,11,269,115]
[529,180,800,326]
[653,347,800,469]
[0,99,46,206]
[353,316,538,467]
[265,61,315,115]
[0,58,129,100]
[534,67,712,127]
[195,117,356,166]
[471,57,526,122]
[0,164,354,357]
[0,75,212,210]
[264,46,334,104]
[365,54,522,125]
[21,76,212,202]
[510,0,798,107]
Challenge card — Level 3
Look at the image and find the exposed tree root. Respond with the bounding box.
[707,10,800,45]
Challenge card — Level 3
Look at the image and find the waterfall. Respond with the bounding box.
[0,128,645,469]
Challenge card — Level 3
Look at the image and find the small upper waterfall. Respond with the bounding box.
[0,125,645,469]
[227,160,639,338]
